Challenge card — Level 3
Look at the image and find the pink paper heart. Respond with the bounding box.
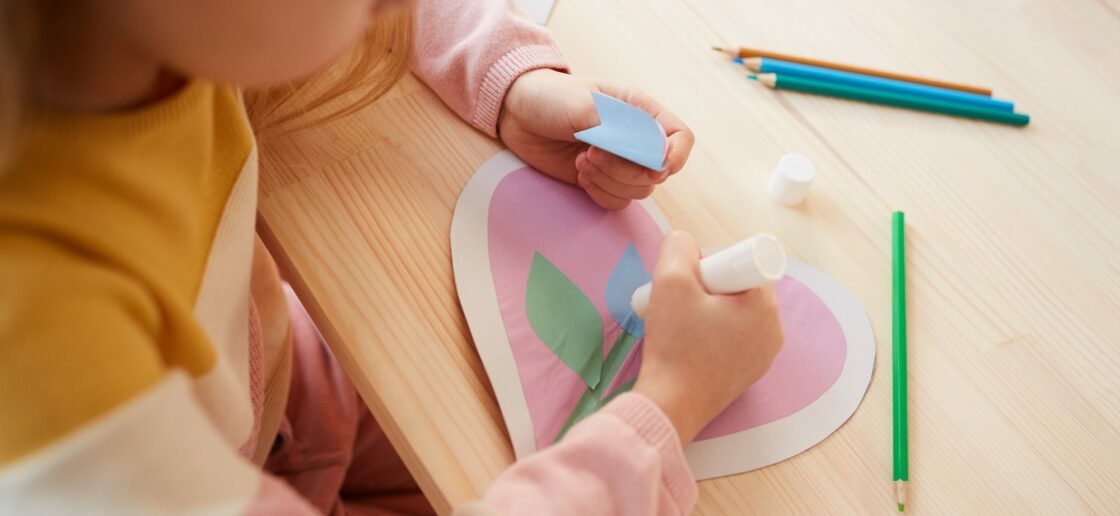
[486,166,846,447]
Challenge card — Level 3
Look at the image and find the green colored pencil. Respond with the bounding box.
[750,73,1030,126]
[892,211,909,512]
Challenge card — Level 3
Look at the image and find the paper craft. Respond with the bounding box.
[526,252,605,388]
[451,151,875,478]
[514,0,556,24]
[574,93,668,172]
[605,244,650,338]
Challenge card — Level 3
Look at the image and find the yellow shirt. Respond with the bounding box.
[0,82,288,512]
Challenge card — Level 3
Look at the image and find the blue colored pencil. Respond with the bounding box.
[751,73,1030,126]
[737,57,1014,112]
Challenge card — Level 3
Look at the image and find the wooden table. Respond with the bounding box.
[257,0,1120,513]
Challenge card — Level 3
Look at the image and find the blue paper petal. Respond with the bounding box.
[605,243,652,338]
[573,92,667,172]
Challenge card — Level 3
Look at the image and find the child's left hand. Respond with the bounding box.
[499,69,694,210]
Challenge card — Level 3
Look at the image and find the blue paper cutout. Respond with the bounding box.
[605,243,652,338]
[574,92,667,172]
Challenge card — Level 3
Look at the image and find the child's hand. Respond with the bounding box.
[499,69,694,210]
[632,231,785,446]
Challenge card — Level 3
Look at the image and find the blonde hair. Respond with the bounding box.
[0,3,413,163]
[245,7,414,135]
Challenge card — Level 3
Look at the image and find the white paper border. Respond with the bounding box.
[452,152,536,458]
[452,151,875,478]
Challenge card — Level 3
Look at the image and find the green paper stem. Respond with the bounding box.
[556,331,641,441]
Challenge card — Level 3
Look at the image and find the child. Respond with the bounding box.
[0,0,784,514]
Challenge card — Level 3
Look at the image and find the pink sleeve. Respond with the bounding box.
[411,0,569,137]
[458,393,698,516]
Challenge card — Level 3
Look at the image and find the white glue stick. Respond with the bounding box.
[630,234,787,319]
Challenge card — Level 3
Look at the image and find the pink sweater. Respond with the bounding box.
[460,394,697,515]
[267,0,698,514]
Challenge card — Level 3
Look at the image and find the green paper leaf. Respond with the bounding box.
[526,252,604,389]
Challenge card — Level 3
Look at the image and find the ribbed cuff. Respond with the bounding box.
[472,44,569,137]
[601,392,698,514]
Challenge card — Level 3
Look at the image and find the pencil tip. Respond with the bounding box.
[898,503,905,512]
[732,57,744,64]
[711,46,724,52]
[747,74,758,81]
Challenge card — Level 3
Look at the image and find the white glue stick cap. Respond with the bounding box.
[630,234,787,319]
[768,153,815,206]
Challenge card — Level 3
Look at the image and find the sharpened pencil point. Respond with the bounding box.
[747,74,758,81]
[898,503,905,512]
[732,57,744,64]
[711,46,737,57]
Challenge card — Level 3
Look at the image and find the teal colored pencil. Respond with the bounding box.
[751,73,1030,126]
[892,211,909,512]
[738,57,1014,112]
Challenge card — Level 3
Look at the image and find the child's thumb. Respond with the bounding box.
[652,231,703,294]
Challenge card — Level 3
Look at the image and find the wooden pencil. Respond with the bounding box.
[892,211,909,512]
[713,45,992,96]
[740,57,1013,112]
[750,73,1030,127]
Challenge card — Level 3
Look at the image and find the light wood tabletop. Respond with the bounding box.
[256,0,1120,513]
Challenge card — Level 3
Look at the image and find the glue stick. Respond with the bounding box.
[630,234,787,319]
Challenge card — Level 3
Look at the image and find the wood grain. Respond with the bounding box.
[257,0,1120,513]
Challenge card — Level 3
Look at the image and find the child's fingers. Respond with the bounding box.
[652,231,704,296]
[584,147,666,186]
[578,172,631,210]
[660,122,694,177]
[584,166,656,200]
[727,283,778,309]
[639,97,692,177]
[593,84,693,177]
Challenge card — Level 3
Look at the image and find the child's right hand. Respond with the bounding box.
[632,231,785,446]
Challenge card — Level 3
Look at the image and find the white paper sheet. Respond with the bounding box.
[515,0,556,24]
